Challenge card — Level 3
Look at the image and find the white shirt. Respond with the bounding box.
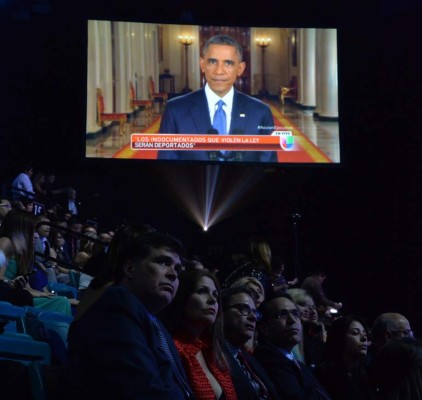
[204,83,234,134]
[12,173,34,199]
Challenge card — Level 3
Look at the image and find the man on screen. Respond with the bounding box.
[158,34,277,163]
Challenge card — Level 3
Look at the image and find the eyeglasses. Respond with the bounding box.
[226,303,262,321]
[390,329,414,338]
[269,309,301,320]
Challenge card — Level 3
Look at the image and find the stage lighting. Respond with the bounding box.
[203,226,208,232]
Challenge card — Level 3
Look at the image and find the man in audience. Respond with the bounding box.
[254,293,331,399]
[11,164,35,200]
[300,270,342,316]
[65,230,195,399]
[222,286,280,400]
[370,312,414,355]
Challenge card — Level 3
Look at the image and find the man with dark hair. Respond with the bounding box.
[221,286,280,400]
[65,230,195,399]
[254,293,331,399]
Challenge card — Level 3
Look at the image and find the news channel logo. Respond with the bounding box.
[271,131,295,150]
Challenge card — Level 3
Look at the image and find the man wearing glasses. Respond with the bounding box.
[221,286,279,400]
[254,293,331,399]
[367,312,414,364]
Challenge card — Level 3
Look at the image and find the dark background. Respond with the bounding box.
[1,0,421,330]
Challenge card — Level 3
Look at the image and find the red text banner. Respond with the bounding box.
[131,134,286,151]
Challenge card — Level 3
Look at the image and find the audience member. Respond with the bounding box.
[221,286,280,400]
[229,276,266,351]
[366,312,415,374]
[287,288,326,369]
[73,223,156,322]
[270,256,298,295]
[184,254,206,271]
[229,276,265,308]
[254,293,331,399]
[0,198,12,225]
[0,210,33,306]
[65,230,194,399]
[11,164,35,200]
[369,337,422,399]
[32,172,47,198]
[159,269,238,400]
[224,236,273,297]
[315,315,374,400]
[371,312,414,352]
[300,270,342,317]
[0,209,72,315]
[59,186,80,217]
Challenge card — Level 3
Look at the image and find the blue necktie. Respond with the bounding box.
[213,100,227,135]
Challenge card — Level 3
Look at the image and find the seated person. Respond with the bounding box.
[159,269,238,400]
[314,315,374,400]
[65,230,194,399]
[254,293,330,399]
[369,337,422,399]
[287,288,326,369]
[221,286,280,399]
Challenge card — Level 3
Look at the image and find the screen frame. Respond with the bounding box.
[82,14,344,170]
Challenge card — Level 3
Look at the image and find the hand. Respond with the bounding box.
[288,277,299,286]
[334,302,342,309]
[12,275,29,289]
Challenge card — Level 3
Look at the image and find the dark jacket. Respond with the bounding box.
[158,88,277,163]
[223,341,280,400]
[254,340,331,400]
[65,285,194,399]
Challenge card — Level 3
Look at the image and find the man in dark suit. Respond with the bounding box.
[221,286,280,400]
[254,293,331,400]
[158,34,277,163]
[65,230,195,400]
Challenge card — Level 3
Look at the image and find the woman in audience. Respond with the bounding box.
[229,276,265,308]
[287,288,326,369]
[369,337,422,399]
[315,314,374,400]
[224,236,273,298]
[159,269,238,400]
[270,256,298,295]
[0,209,72,315]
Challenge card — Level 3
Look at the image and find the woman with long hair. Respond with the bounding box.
[315,314,374,400]
[0,209,72,315]
[159,269,238,400]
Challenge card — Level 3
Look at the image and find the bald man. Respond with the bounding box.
[367,312,414,392]
[372,312,413,348]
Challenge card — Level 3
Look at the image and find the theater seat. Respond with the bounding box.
[96,88,128,136]
[0,335,51,400]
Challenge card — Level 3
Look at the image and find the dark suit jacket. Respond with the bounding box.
[158,88,277,163]
[223,342,280,400]
[254,340,331,400]
[65,285,193,400]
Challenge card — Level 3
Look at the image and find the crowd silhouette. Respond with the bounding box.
[0,165,421,399]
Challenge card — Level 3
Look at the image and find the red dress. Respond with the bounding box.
[173,334,238,400]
